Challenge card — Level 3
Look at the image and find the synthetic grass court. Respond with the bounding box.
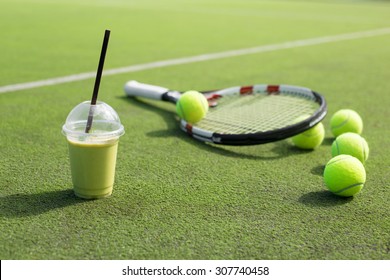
[1,0,390,260]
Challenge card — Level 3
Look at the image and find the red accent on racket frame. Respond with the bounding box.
[206,93,222,101]
[185,123,193,135]
[267,85,280,95]
[240,86,254,95]
[206,93,222,107]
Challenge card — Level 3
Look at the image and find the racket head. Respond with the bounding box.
[180,84,327,145]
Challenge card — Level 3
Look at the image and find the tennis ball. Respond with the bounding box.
[331,132,369,164]
[176,90,208,123]
[330,109,363,137]
[291,115,325,149]
[323,154,366,197]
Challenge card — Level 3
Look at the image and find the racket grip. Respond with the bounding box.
[124,80,168,100]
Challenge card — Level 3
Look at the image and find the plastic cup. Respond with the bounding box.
[62,101,125,199]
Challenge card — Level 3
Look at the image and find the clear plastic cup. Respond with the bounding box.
[62,101,125,199]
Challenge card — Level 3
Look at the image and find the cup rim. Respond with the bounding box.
[62,123,125,140]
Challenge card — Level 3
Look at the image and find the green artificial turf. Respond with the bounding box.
[1,0,390,260]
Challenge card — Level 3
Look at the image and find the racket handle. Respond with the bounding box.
[124,80,168,100]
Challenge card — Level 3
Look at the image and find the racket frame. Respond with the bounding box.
[124,81,327,145]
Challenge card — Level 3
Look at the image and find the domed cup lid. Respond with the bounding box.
[62,101,124,143]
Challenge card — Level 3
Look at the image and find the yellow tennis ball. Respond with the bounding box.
[291,115,325,149]
[330,109,363,137]
[331,132,369,164]
[176,91,208,123]
[323,154,366,197]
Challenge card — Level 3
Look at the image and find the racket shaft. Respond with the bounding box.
[124,80,169,100]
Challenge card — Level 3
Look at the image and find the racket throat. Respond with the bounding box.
[162,91,181,103]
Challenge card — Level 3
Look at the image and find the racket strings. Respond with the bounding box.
[196,94,319,134]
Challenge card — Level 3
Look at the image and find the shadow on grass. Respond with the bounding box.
[120,96,314,160]
[0,189,86,218]
[299,190,353,207]
[323,137,334,146]
[311,164,325,176]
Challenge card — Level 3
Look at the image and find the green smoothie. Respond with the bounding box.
[67,138,119,199]
[63,101,124,199]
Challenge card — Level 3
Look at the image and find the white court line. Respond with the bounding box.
[1,27,390,94]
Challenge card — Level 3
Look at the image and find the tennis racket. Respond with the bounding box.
[124,80,327,145]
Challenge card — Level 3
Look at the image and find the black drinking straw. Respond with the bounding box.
[85,29,111,133]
